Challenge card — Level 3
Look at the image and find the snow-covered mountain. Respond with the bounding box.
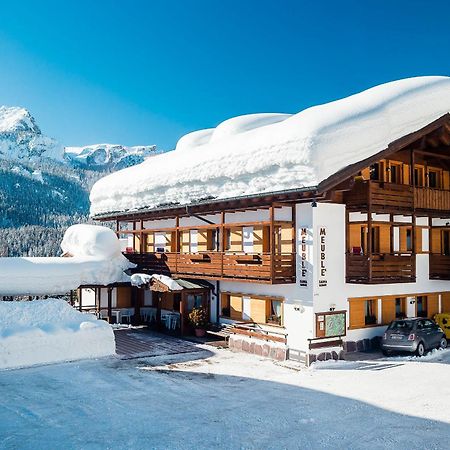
[0,105,158,170]
[0,106,63,161]
[0,105,158,256]
[64,144,158,170]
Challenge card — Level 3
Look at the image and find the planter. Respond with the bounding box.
[195,328,206,338]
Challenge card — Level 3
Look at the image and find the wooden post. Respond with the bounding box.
[180,292,185,335]
[140,219,144,253]
[175,215,180,273]
[107,287,112,323]
[269,204,275,282]
[79,288,83,312]
[220,211,225,277]
[367,186,373,282]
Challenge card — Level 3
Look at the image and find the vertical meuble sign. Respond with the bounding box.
[299,227,311,287]
[318,227,327,287]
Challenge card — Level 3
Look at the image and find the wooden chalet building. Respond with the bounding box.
[86,77,450,364]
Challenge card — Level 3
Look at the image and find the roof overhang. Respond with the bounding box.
[92,185,319,222]
[318,113,450,193]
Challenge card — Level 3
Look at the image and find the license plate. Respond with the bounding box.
[391,334,403,340]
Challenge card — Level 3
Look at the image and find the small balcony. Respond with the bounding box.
[346,253,416,284]
[345,180,450,213]
[429,254,450,280]
[125,251,296,284]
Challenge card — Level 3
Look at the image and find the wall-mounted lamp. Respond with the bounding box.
[311,200,317,208]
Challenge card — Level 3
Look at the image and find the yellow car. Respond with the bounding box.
[434,314,450,340]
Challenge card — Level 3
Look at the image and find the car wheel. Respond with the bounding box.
[439,337,448,349]
[416,342,425,357]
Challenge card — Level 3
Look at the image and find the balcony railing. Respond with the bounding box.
[346,252,416,284]
[346,180,450,212]
[429,254,450,280]
[415,187,450,212]
[125,251,296,284]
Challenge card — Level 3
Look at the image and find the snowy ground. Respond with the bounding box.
[0,345,449,450]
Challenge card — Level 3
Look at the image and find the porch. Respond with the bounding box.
[76,277,211,336]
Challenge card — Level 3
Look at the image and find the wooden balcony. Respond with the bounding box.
[415,187,450,212]
[346,180,450,212]
[346,253,416,284]
[429,254,450,280]
[345,181,413,212]
[125,251,296,284]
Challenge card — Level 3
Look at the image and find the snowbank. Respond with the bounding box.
[0,225,134,296]
[0,299,115,370]
[90,76,450,216]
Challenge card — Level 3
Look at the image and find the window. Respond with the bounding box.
[220,293,283,325]
[395,298,406,319]
[267,300,282,325]
[416,296,427,318]
[189,230,198,253]
[349,298,379,329]
[365,299,377,325]
[186,293,203,312]
[442,230,450,256]
[389,163,402,184]
[428,169,441,189]
[242,227,254,253]
[414,166,425,187]
[371,227,380,254]
[406,228,413,252]
[220,294,231,317]
[370,163,382,181]
[154,232,166,253]
[207,229,218,251]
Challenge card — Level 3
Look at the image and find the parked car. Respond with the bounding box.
[381,318,447,357]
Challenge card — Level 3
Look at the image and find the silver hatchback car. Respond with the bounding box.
[381,318,447,357]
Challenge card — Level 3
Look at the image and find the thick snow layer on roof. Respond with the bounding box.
[0,225,134,296]
[90,76,450,216]
[0,299,115,369]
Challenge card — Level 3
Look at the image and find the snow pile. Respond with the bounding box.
[0,225,134,296]
[64,143,158,170]
[130,273,152,287]
[0,299,115,370]
[90,76,450,216]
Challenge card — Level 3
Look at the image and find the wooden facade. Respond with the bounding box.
[119,205,296,285]
[341,119,450,284]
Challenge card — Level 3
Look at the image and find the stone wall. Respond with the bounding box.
[228,335,287,361]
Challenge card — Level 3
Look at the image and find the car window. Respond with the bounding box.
[389,320,414,331]
[423,320,434,328]
[416,320,424,330]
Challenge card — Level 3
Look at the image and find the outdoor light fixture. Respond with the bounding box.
[311,200,317,207]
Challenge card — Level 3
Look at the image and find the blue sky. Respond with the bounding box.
[0,0,449,150]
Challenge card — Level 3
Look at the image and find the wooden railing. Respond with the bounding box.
[415,187,450,211]
[346,180,450,212]
[125,251,296,284]
[229,323,287,344]
[346,181,413,211]
[346,253,416,284]
[429,254,450,280]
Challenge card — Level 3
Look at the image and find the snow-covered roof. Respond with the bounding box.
[131,273,205,291]
[89,76,450,217]
[0,225,134,296]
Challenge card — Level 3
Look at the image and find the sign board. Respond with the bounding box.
[317,227,327,287]
[298,227,312,288]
